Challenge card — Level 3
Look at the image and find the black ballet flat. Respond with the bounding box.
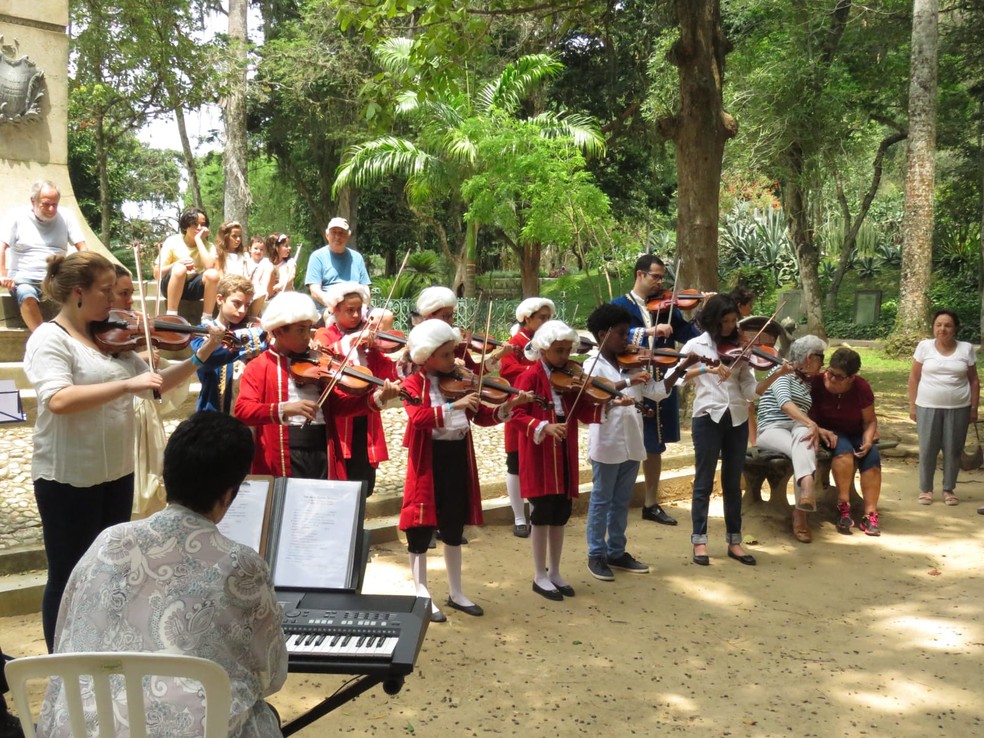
[532,582,563,601]
[727,549,757,566]
[446,597,484,616]
[692,554,710,566]
[553,583,576,597]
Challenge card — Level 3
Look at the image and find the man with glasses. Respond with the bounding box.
[0,181,86,331]
[306,217,371,310]
[612,254,701,526]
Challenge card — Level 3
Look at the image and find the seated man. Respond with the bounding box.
[155,207,220,322]
[39,412,288,738]
[0,180,85,332]
[305,217,370,309]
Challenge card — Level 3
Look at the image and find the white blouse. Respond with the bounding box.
[681,332,759,425]
[25,322,149,487]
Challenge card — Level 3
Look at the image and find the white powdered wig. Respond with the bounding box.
[415,286,457,318]
[407,319,462,364]
[526,319,578,359]
[322,281,371,325]
[261,291,320,332]
[515,297,556,324]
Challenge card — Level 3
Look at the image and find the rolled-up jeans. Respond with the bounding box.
[587,458,640,560]
[756,421,817,504]
[691,411,748,545]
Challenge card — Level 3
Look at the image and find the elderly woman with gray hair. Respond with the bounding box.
[755,335,835,543]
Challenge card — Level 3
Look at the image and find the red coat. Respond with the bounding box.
[498,329,535,454]
[398,371,502,530]
[314,324,398,466]
[234,348,379,478]
[508,362,602,499]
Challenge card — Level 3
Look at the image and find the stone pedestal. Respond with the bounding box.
[0,0,107,255]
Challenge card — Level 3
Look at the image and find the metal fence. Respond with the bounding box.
[375,295,580,336]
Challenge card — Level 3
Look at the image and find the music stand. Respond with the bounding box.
[0,381,26,424]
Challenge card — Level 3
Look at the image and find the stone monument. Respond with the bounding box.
[0,0,106,253]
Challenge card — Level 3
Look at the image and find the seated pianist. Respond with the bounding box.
[38,412,288,738]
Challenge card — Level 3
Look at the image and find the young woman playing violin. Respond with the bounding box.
[499,297,556,537]
[399,319,534,623]
[24,251,227,653]
[678,294,789,568]
[612,254,704,528]
[313,281,400,496]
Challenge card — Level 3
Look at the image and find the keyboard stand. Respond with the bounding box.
[281,674,405,736]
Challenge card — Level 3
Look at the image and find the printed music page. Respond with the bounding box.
[216,476,273,555]
[272,479,362,590]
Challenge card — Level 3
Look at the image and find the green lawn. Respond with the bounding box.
[835,346,911,423]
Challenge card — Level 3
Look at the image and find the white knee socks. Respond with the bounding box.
[409,552,441,617]
[443,544,475,607]
[506,473,526,526]
[548,525,569,588]
[530,524,554,591]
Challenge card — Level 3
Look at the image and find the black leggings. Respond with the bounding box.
[34,474,134,652]
[406,439,469,553]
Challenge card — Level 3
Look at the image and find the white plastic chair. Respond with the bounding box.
[4,652,231,738]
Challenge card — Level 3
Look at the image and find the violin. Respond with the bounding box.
[91,310,241,353]
[437,366,548,408]
[289,352,419,404]
[343,323,408,354]
[616,346,717,370]
[548,360,655,417]
[646,289,712,313]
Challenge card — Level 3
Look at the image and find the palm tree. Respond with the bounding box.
[333,42,605,296]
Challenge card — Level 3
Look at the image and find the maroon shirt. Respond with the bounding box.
[809,374,874,436]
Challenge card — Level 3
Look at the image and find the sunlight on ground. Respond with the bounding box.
[661,574,757,609]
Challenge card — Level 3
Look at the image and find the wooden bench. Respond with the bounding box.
[742,441,898,518]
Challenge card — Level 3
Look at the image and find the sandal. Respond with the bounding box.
[943,491,959,506]
[918,492,933,505]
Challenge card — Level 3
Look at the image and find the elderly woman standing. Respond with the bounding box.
[908,309,979,506]
[810,347,883,535]
[754,335,830,543]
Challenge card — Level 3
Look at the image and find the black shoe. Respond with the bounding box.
[513,524,530,538]
[692,554,710,566]
[429,609,447,623]
[642,504,678,526]
[607,552,650,573]
[553,583,576,597]
[532,581,564,601]
[445,597,484,616]
[428,532,437,549]
[460,535,469,545]
[587,556,614,581]
[727,549,757,566]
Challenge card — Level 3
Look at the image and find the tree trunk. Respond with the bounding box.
[782,153,825,338]
[95,111,111,248]
[462,220,477,298]
[889,0,938,355]
[519,241,542,297]
[335,184,356,249]
[173,97,203,210]
[665,0,737,292]
[978,102,984,341]
[223,0,251,235]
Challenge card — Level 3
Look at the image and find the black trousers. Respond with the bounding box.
[406,438,469,553]
[288,425,328,480]
[34,474,134,653]
[344,416,377,496]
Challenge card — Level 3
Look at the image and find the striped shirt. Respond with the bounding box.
[756,369,813,430]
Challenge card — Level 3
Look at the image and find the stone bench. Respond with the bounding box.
[742,440,898,518]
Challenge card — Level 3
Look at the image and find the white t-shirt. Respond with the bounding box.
[25,322,149,486]
[913,339,976,409]
[2,206,84,281]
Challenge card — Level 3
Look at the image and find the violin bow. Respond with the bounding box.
[475,297,493,399]
[155,244,164,318]
[131,242,162,402]
[565,328,612,426]
[648,257,681,377]
[717,297,787,383]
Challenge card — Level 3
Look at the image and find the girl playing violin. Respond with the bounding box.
[24,251,226,652]
[508,320,605,600]
[400,319,534,622]
[314,281,400,496]
[234,292,400,480]
[499,297,555,537]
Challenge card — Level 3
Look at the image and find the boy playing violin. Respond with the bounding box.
[234,292,400,479]
[191,274,267,414]
[400,319,534,622]
[314,281,399,496]
[508,320,604,601]
[583,303,698,582]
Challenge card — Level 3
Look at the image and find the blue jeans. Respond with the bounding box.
[587,459,640,560]
[13,279,42,306]
[691,412,748,545]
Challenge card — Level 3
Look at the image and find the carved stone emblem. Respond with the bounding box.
[0,36,45,125]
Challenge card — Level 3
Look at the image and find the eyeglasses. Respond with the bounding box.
[826,370,852,382]
[645,272,665,280]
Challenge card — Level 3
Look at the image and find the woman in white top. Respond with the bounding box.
[265,232,296,298]
[680,295,788,567]
[215,220,250,278]
[907,309,979,506]
[24,251,225,652]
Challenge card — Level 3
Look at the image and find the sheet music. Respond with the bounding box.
[272,479,362,590]
[216,477,272,554]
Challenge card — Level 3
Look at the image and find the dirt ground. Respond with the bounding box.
[4,459,984,737]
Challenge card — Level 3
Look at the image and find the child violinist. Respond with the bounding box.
[583,303,699,582]
[190,274,267,414]
[499,297,555,537]
[234,292,400,479]
[400,319,533,622]
[313,281,399,496]
[508,320,604,600]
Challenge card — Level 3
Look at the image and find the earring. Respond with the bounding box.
[77,299,82,308]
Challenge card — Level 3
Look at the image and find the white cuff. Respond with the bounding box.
[532,419,550,444]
